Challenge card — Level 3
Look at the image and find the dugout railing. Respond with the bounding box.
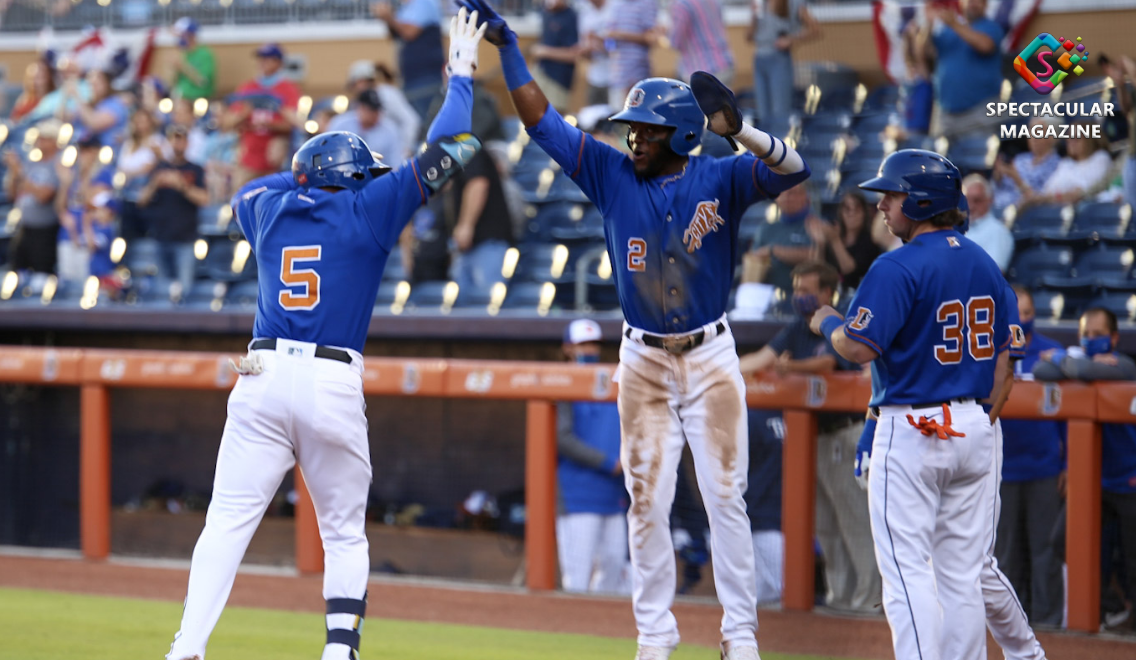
[0,345,1122,633]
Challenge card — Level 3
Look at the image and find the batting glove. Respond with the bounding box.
[691,71,742,150]
[455,0,516,48]
[447,6,488,79]
[854,416,876,490]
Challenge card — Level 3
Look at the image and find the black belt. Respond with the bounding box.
[250,338,352,365]
[871,398,974,418]
[626,321,725,355]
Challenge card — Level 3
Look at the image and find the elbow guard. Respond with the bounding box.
[417,133,483,193]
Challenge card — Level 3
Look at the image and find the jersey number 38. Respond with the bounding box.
[935,296,995,364]
[279,246,321,310]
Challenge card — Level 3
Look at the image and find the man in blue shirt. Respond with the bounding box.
[996,285,1066,627]
[530,0,580,112]
[372,0,446,118]
[918,0,1004,139]
[327,89,407,168]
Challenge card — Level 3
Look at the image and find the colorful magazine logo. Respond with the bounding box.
[1014,33,1089,95]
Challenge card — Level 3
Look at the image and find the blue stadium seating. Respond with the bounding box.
[502,281,553,311]
[1073,246,1134,281]
[862,85,900,113]
[1030,288,1067,321]
[382,248,407,281]
[1036,275,1096,320]
[374,280,405,308]
[225,280,260,308]
[454,283,496,309]
[407,281,456,313]
[1069,202,1132,243]
[514,243,572,283]
[1009,204,1073,241]
[1090,292,1136,322]
[1008,245,1074,286]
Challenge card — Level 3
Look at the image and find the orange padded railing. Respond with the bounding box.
[0,346,1126,633]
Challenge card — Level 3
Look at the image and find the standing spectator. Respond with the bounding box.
[807,190,882,291]
[669,0,734,85]
[64,68,130,149]
[605,0,658,108]
[992,117,1061,213]
[87,189,120,288]
[224,43,302,188]
[170,97,208,166]
[996,285,1065,627]
[962,173,1012,273]
[1108,55,1135,210]
[117,109,169,240]
[327,89,406,167]
[739,261,879,613]
[10,60,54,123]
[747,0,820,133]
[169,18,216,101]
[345,60,422,157]
[556,319,630,594]
[530,0,580,113]
[1037,125,1116,206]
[137,125,207,297]
[1033,307,1136,635]
[203,99,240,205]
[898,20,933,138]
[747,181,816,292]
[920,0,1003,139]
[371,0,446,118]
[3,119,62,275]
[447,151,514,290]
[577,0,614,107]
[54,133,113,285]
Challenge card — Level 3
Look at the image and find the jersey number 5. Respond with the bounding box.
[935,296,995,364]
[279,246,321,310]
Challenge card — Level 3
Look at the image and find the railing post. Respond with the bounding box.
[295,469,324,574]
[782,409,817,611]
[80,384,111,560]
[1066,418,1101,633]
[525,399,557,591]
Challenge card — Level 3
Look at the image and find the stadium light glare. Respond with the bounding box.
[551,245,568,279]
[58,123,73,146]
[194,239,209,260]
[232,241,251,273]
[61,146,78,168]
[597,251,611,280]
[99,146,114,164]
[304,120,320,134]
[110,238,126,264]
[6,208,22,232]
[1,272,18,300]
[501,247,519,279]
[28,148,42,163]
[537,282,555,316]
[158,98,174,114]
[333,95,350,114]
[193,98,209,117]
[40,275,57,305]
[298,96,313,119]
[0,124,7,146]
[441,281,459,314]
[113,172,126,189]
[25,128,38,145]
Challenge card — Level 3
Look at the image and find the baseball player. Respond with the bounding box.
[457,2,809,658]
[852,218,1049,660]
[165,11,486,660]
[810,149,1013,660]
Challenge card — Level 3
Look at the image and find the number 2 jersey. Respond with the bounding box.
[231,166,428,353]
[526,105,810,334]
[842,228,1011,407]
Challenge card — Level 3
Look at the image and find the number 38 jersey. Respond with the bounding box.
[231,167,428,353]
[527,106,810,335]
[842,228,1011,407]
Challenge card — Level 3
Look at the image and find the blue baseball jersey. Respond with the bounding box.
[527,106,810,334]
[843,229,1010,407]
[1002,331,1066,482]
[1005,283,1027,361]
[232,164,429,353]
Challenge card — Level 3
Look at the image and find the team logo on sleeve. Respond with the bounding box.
[848,307,873,331]
[1010,324,1026,350]
[683,199,725,253]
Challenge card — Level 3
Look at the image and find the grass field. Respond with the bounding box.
[0,587,858,660]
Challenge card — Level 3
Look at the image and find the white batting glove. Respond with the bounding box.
[854,450,870,491]
[447,7,487,79]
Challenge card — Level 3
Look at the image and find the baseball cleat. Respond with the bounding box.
[720,642,761,660]
[634,645,675,659]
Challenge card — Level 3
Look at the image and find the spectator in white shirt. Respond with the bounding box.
[578,0,614,107]
[962,173,1013,272]
[326,89,405,168]
[1037,123,1116,206]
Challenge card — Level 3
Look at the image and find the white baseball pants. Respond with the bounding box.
[869,401,993,660]
[617,319,758,651]
[168,340,372,660]
[557,512,631,594]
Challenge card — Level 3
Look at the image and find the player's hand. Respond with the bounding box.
[447,6,488,78]
[453,223,475,252]
[773,351,793,375]
[773,35,792,51]
[809,305,842,336]
[854,416,876,490]
[456,0,516,48]
[370,1,393,22]
[691,71,741,147]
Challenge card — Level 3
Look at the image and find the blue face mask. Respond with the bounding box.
[791,293,820,317]
[1081,335,1112,357]
[1020,317,1035,338]
[575,353,600,364]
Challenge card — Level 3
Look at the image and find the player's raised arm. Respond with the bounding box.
[456,0,548,128]
[230,171,297,241]
[423,6,484,143]
[690,71,811,195]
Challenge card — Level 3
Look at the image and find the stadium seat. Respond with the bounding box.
[502,281,556,311]
[1090,292,1136,323]
[225,280,260,308]
[514,243,573,283]
[124,238,161,278]
[852,112,892,135]
[946,135,997,173]
[1070,202,1134,244]
[1008,245,1074,286]
[407,280,458,313]
[863,85,900,112]
[454,283,497,309]
[1073,246,1134,280]
[375,280,406,308]
[1030,288,1067,322]
[185,280,228,308]
[382,248,407,281]
[1007,204,1074,240]
[1035,275,1096,320]
[203,238,257,282]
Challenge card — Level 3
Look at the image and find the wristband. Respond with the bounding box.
[499,42,533,92]
[820,315,843,343]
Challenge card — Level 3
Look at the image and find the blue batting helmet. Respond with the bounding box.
[608,78,706,156]
[858,149,963,222]
[291,131,391,191]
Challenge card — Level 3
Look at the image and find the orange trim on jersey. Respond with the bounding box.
[750,160,771,198]
[411,160,427,203]
[570,132,586,179]
[843,327,882,355]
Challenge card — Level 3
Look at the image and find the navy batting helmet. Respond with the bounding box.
[608,78,706,156]
[859,149,963,222]
[292,131,391,191]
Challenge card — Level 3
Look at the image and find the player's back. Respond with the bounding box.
[244,188,389,353]
[854,229,1009,406]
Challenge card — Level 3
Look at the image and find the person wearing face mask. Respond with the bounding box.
[739,261,880,614]
[1033,306,1136,635]
[994,285,1066,629]
[555,319,631,595]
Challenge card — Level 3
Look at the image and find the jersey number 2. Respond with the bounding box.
[934,296,995,364]
[279,246,321,310]
[627,238,646,272]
